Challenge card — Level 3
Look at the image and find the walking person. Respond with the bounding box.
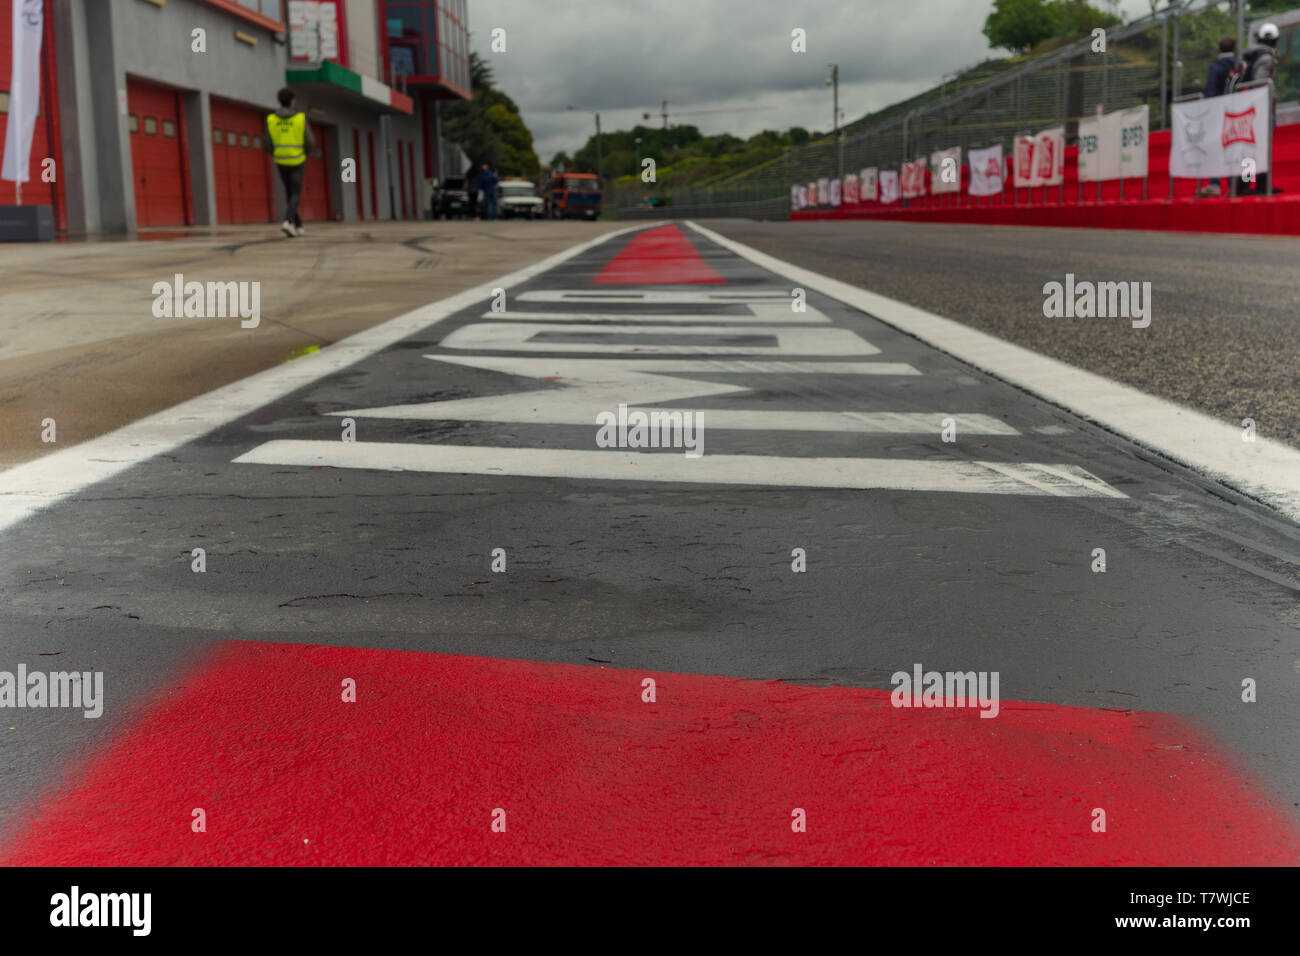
[265,87,315,237]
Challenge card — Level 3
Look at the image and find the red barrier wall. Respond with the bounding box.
[793,126,1300,235]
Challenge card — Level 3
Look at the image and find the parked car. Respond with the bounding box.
[499,177,545,219]
[544,172,602,219]
[433,177,472,219]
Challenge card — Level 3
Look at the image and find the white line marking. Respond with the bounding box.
[518,290,792,304]
[481,307,831,324]
[335,356,1010,434]
[440,323,878,355]
[233,441,1123,497]
[0,225,650,535]
[688,220,1300,523]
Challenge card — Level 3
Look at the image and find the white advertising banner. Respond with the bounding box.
[1035,126,1065,186]
[967,144,1004,196]
[879,170,900,204]
[930,147,961,194]
[843,173,860,204]
[860,167,878,201]
[1172,86,1272,179]
[807,181,818,205]
[1013,135,1036,187]
[798,185,808,209]
[791,184,802,209]
[1,0,44,184]
[1080,107,1148,182]
[817,177,830,205]
[901,160,926,198]
[830,178,842,207]
[1117,105,1148,178]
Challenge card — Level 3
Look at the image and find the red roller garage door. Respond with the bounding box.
[126,77,189,227]
[211,99,273,224]
[298,121,332,222]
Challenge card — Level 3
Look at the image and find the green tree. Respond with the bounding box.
[1052,0,1119,37]
[984,0,1058,52]
[441,51,539,176]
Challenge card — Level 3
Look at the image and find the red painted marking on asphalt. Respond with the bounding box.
[591,223,725,284]
[5,641,1298,866]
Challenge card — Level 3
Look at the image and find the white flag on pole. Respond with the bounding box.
[2,0,45,185]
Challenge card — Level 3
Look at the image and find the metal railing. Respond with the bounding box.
[616,0,1239,219]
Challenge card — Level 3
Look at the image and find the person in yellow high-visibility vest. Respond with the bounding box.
[264,88,315,237]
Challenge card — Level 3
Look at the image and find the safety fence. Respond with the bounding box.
[616,0,1283,220]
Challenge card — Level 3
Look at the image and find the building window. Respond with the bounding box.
[143,116,158,134]
[253,135,262,149]
[240,133,250,148]
[213,128,223,144]
[203,0,284,31]
[228,130,237,146]
[162,119,176,137]
[129,114,139,133]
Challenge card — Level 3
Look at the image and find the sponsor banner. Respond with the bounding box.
[901,160,927,198]
[968,144,1004,196]
[860,167,878,201]
[798,185,808,209]
[1014,135,1036,187]
[1078,116,1099,181]
[1117,105,1148,178]
[817,178,830,206]
[1080,107,1149,182]
[1035,126,1065,186]
[930,147,961,194]
[791,184,801,209]
[879,170,900,204]
[1172,87,1272,179]
[830,178,842,207]
[807,181,818,205]
[844,173,860,204]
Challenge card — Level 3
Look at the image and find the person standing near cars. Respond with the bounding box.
[479,164,499,221]
[264,87,315,237]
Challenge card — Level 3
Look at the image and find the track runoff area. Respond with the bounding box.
[1,223,1297,914]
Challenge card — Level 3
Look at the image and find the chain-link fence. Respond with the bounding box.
[617,0,1247,220]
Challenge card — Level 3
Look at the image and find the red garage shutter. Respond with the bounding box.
[210,98,274,224]
[126,77,188,227]
[298,121,332,222]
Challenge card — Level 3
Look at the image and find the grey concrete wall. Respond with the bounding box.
[181,90,217,225]
[51,0,99,233]
[343,0,380,82]
[83,0,135,233]
[114,0,287,111]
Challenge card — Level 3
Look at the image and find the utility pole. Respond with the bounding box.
[1238,0,1246,60]
[827,64,840,181]
[595,112,604,193]
[662,100,668,130]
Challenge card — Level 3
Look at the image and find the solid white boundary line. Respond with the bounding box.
[0,224,648,535]
[688,220,1300,524]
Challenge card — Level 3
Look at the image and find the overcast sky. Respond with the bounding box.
[467,0,1159,162]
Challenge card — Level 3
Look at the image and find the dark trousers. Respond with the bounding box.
[276,163,305,227]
